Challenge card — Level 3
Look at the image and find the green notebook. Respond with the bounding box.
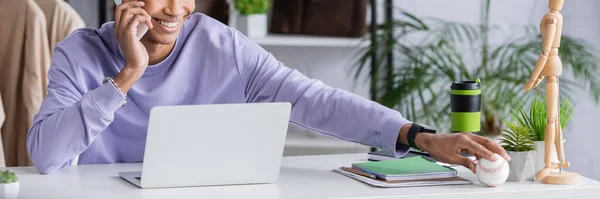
[351,156,457,181]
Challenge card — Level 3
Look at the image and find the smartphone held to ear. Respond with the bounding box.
[114,0,149,40]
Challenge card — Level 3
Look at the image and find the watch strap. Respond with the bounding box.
[407,123,422,150]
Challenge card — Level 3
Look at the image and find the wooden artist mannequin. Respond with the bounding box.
[524,0,581,184]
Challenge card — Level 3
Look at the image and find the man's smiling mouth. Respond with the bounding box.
[154,18,179,28]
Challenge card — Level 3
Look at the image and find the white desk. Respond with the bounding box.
[6,153,600,199]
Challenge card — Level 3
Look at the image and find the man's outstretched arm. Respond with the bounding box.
[232,29,510,172]
[232,30,412,156]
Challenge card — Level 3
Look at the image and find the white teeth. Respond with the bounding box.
[158,20,178,28]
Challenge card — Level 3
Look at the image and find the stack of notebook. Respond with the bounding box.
[367,150,475,167]
[333,156,471,188]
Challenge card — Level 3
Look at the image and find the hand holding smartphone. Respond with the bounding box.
[112,0,153,92]
[114,0,148,40]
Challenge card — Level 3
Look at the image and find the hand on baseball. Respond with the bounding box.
[416,132,511,173]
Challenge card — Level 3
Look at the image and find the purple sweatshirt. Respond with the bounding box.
[26,13,411,174]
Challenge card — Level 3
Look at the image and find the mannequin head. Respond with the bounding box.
[549,0,565,11]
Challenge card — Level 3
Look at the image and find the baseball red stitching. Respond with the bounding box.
[477,160,506,174]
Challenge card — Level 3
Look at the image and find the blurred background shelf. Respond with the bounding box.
[249,34,370,48]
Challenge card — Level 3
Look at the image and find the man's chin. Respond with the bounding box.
[154,38,178,45]
[145,35,178,45]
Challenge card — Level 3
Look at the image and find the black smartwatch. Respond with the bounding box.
[406,123,437,150]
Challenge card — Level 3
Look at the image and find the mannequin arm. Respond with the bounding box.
[525,18,558,91]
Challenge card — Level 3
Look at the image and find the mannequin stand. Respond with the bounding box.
[541,172,581,185]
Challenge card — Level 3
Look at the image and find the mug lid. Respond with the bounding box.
[451,80,481,90]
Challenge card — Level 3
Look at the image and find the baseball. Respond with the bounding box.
[475,154,509,187]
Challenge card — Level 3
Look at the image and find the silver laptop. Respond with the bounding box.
[118,102,291,189]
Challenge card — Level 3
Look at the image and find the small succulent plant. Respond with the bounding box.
[0,170,18,183]
[234,0,270,15]
[499,121,537,152]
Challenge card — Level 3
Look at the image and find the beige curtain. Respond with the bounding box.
[0,0,85,167]
[0,0,50,166]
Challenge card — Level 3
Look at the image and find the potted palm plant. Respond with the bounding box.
[234,0,270,37]
[0,170,19,199]
[508,93,576,173]
[499,121,537,182]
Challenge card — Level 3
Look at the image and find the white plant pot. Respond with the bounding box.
[507,151,536,182]
[236,14,267,38]
[0,182,19,199]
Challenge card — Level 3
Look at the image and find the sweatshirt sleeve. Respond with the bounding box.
[26,45,125,174]
[232,30,412,157]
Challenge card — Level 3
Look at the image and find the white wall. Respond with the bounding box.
[68,0,102,28]
[396,0,600,181]
[555,0,600,182]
